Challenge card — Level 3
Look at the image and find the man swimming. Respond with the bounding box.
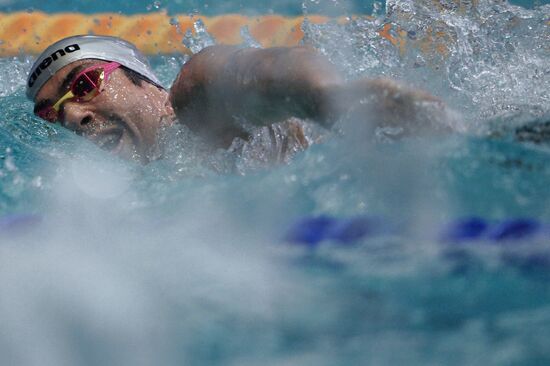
[28,35,449,163]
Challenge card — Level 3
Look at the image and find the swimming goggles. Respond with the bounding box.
[35,61,121,123]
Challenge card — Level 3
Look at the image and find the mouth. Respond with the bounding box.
[94,128,124,153]
[86,115,144,161]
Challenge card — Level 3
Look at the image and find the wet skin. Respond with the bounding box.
[170,45,449,145]
[33,46,449,162]
[34,59,173,163]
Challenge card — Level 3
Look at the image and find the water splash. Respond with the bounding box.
[0,56,33,97]
[182,18,216,54]
[2,3,550,365]
[302,0,550,131]
[239,25,262,49]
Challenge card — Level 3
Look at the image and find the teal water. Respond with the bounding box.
[1,1,550,365]
[0,0,546,15]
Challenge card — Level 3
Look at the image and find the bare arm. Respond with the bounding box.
[169,45,343,147]
[169,45,451,147]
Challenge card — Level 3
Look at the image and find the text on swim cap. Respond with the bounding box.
[28,44,81,89]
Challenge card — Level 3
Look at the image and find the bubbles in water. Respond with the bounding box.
[302,16,398,77]
[153,122,229,178]
[4,147,16,172]
[182,19,216,54]
[0,56,33,97]
[239,25,262,49]
[0,146,37,205]
[145,0,161,11]
[1,3,550,365]
[228,119,326,174]
[150,53,189,86]
[302,0,550,132]
[169,16,183,36]
[372,1,383,16]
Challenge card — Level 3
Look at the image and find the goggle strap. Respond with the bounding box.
[52,90,75,112]
[35,62,121,122]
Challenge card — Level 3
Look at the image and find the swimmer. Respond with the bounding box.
[28,35,449,163]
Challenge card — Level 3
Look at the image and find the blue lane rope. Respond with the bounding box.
[0,214,548,245]
[285,215,550,246]
[0,214,42,236]
[440,217,544,243]
[284,216,395,247]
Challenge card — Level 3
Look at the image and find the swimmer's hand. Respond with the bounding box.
[332,78,453,137]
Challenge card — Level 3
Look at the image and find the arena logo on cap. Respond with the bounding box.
[27,44,81,88]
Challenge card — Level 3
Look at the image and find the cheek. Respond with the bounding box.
[105,88,140,116]
[106,75,137,102]
[124,92,158,122]
[110,80,140,107]
[122,93,160,141]
[104,79,160,134]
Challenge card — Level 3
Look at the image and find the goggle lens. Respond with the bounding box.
[72,69,103,99]
[34,62,120,123]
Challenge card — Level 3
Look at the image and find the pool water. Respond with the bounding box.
[1,0,550,365]
[0,0,545,14]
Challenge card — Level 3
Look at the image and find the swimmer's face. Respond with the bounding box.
[33,60,172,163]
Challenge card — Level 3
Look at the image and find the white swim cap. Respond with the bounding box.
[26,35,163,100]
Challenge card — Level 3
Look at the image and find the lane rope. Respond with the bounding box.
[285,215,550,246]
[1,213,548,246]
[0,12,344,56]
[0,12,450,57]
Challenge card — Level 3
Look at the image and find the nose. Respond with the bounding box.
[60,102,94,134]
